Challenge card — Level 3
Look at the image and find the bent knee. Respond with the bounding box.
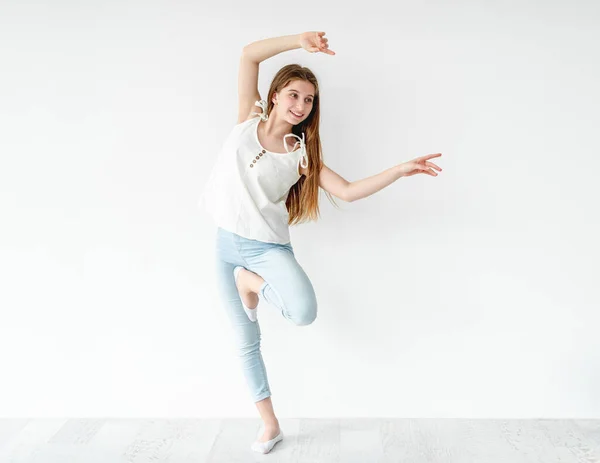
[288,298,318,326]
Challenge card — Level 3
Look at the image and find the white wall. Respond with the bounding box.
[1,0,598,419]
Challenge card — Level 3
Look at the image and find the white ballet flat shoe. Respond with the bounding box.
[251,429,284,454]
[233,266,257,322]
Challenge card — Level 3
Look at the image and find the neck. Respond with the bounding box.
[262,114,294,139]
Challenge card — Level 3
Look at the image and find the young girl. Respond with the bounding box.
[200,31,442,454]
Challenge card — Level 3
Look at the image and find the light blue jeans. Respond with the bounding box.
[214,227,318,402]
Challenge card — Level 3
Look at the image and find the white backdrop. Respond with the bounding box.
[1,0,599,419]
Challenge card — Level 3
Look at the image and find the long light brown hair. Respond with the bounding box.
[264,64,338,225]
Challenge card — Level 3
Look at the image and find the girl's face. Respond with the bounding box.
[273,80,316,125]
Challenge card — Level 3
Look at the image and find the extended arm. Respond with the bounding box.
[317,154,442,202]
[318,164,403,203]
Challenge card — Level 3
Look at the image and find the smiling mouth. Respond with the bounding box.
[290,110,303,118]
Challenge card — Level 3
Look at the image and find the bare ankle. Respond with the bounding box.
[264,418,279,429]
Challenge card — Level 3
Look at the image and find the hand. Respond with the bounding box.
[299,31,335,55]
[397,153,443,177]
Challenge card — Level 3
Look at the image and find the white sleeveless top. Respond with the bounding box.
[199,100,309,244]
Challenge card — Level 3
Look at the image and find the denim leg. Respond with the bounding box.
[246,247,318,326]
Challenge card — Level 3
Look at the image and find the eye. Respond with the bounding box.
[291,93,313,103]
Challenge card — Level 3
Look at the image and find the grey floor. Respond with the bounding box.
[0,418,598,462]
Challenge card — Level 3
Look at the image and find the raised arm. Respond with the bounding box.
[237,34,302,124]
[318,154,443,203]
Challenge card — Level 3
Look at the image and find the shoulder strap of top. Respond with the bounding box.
[283,132,308,169]
[251,100,269,121]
